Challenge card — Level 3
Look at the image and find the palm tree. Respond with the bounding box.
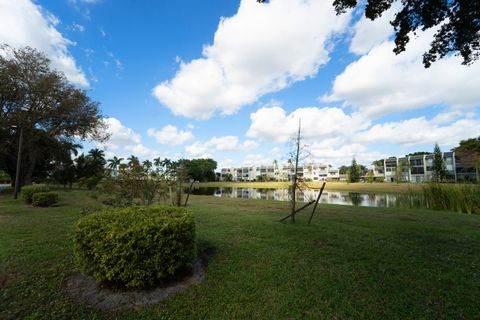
[86,148,106,177]
[127,155,140,167]
[143,160,153,173]
[107,156,123,174]
[88,148,105,162]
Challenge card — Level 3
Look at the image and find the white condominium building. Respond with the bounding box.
[220,163,340,182]
[372,151,477,182]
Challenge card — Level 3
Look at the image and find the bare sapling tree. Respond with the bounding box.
[279,120,327,224]
[286,119,310,223]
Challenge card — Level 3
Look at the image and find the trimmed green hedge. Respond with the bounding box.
[20,185,50,204]
[32,192,59,207]
[73,205,196,288]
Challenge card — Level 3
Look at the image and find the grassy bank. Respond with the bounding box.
[196,181,421,194]
[1,191,480,319]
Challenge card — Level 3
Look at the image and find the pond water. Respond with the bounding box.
[191,187,411,208]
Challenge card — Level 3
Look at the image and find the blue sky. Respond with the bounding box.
[1,0,479,168]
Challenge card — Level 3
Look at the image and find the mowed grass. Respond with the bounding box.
[1,191,480,319]
[196,181,421,194]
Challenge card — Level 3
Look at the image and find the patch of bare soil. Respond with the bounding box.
[65,260,204,311]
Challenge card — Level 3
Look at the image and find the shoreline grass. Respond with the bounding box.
[1,191,480,319]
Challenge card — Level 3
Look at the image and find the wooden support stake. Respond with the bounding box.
[184,181,194,207]
[308,182,326,225]
[280,200,315,222]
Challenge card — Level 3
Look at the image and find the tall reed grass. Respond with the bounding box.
[405,183,480,214]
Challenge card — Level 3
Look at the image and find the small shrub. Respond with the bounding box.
[32,192,59,207]
[20,185,50,204]
[73,205,196,288]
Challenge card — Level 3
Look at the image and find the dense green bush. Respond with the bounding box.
[20,185,50,204]
[73,205,196,288]
[32,192,59,207]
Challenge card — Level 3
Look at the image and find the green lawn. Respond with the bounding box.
[196,181,421,194]
[1,190,480,319]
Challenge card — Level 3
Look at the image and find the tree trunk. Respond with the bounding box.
[291,120,301,223]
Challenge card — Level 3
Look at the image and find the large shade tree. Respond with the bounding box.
[454,136,480,182]
[257,0,480,67]
[0,45,107,187]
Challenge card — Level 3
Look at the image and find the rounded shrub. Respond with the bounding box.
[73,205,196,288]
[32,192,59,207]
[20,185,50,204]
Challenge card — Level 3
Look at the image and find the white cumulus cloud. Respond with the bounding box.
[324,28,480,118]
[147,125,194,145]
[98,118,161,160]
[209,136,259,151]
[185,141,212,158]
[153,0,350,119]
[0,0,88,87]
[354,116,480,147]
[185,135,259,157]
[247,105,369,143]
[349,2,400,55]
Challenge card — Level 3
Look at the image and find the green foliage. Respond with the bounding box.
[95,158,168,207]
[365,170,374,183]
[0,170,10,182]
[0,45,106,188]
[73,205,196,288]
[432,143,447,182]
[406,183,480,214]
[32,192,59,207]
[455,136,480,182]
[348,157,360,183]
[50,160,76,187]
[77,176,103,190]
[75,149,106,189]
[406,152,430,156]
[183,158,217,182]
[20,185,50,204]
[395,159,410,183]
[338,165,349,175]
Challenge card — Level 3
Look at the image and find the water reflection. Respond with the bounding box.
[192,187,405,208]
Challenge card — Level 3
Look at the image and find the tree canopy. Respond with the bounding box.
[454,136,480,181]
[0,45,107,187]
[348,157,361,183]
[432,143,447,182]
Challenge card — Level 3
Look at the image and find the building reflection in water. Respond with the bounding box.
[193,187,403,208]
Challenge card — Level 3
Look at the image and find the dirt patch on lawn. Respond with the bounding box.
[65,260,205,311]
[0,270,21,287]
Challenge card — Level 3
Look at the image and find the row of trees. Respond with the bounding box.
[0,44,218,196]
[47,148,218,189]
